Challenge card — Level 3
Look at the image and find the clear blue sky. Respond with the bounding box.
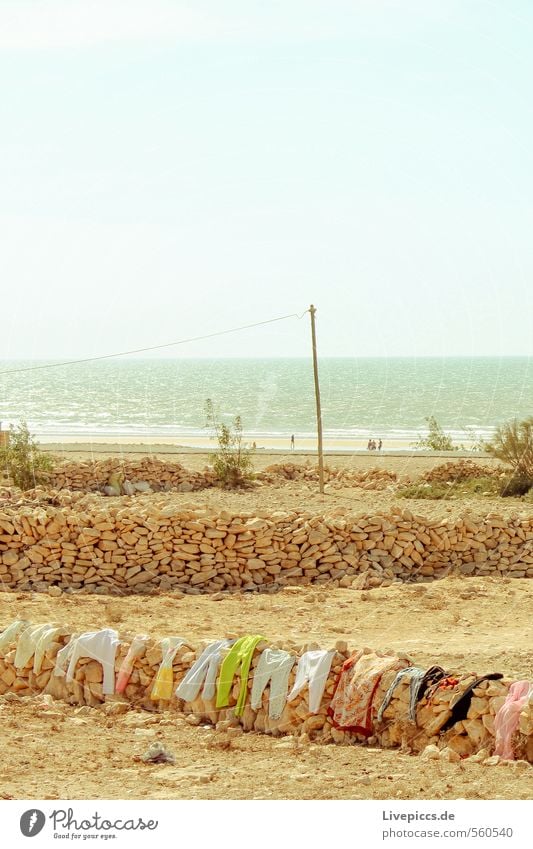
[1,0,532,359]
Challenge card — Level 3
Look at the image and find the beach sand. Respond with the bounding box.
[37,434,479,453]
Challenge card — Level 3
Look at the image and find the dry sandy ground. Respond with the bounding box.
[0,576,531,801]
[34,448,530,521]
[0,451,531,800]
[44,445,493,479]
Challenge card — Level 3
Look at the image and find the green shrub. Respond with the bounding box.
[486,417,533,490]
[205,399,254,488]
[398,481,452,500]
[499,475,532,497]
[0,421,55,490]
[398,476,499,500]
[412,416,457,451]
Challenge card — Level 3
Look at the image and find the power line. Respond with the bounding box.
[0,311,308,377]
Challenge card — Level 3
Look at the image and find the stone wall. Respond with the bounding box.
[0,504,532,594]
[0,621,531,763]
[45,459,398,494]
[49,458,216,493]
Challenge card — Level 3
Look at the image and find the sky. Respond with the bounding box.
[1,0,532,359]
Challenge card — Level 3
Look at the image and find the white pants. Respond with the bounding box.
[66,628,120,695]
[250,648,296,719]
[286,649,335,714]
[176,639,232,702]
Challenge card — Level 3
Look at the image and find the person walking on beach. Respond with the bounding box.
[378,439,382,451]
[290,434,295,451]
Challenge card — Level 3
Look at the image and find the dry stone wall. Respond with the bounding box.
[46,459,399,494]
[0,504,532,594]
[0,621,531,763]
[49,458,217,493]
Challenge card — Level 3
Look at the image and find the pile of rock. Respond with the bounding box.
[422,461,499,484]
[0,503,532,595]
[0,621,530,762]
[50,458,217,494]
[260,463,398,490]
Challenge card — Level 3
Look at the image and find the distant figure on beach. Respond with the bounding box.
[367,438,372,450]
[290,434,295,451]
[252,441,257,449]
[378,439,382,451]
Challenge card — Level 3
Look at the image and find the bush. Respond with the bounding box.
[412,416,457,451]
[0,421,55,490]
[486,417,533,495]
[398,482,452,500]
[499,476,532,497]
[398,476,499,500]
[205,399,254,488]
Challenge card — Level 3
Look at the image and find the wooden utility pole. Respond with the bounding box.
[309,304,324,494]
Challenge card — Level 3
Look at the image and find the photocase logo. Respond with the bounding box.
[20,809,46,838]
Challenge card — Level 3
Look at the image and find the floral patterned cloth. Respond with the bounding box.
[328,650,410,736]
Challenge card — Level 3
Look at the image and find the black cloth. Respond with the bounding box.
[440,673,503,733]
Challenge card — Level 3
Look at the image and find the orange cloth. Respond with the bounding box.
[328,650,409,736]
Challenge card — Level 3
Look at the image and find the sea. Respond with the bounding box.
[0,357,531,448]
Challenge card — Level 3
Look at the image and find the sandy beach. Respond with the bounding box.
[36,434,481,453]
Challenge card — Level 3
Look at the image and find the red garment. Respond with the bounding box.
[328,651,409,737]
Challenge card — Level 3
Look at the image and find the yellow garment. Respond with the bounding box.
[150,637,186,701]
[151,666,174,700]
[215,634,266,716]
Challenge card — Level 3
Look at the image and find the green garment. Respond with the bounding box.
[216,634,266,716]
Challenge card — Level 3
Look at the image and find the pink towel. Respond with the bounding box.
[493,680,530,760]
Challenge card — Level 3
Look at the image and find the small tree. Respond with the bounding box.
[0,421,55,490]
[204,399,254,488]
[412,416,457,451]
[486,417,533,494]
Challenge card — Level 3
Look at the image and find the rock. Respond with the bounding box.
[421,744,441,760]
[467,747,490,763]
[104,701,130,716]
[47,586,62,597]
[139,742,175,764]
[122,481,135,496]
[133,481,152,493]
[439,746,461,763]
[482,755,501,766]
[177,482,194,493]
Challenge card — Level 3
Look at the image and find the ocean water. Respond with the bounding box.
[0,357,531,444]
